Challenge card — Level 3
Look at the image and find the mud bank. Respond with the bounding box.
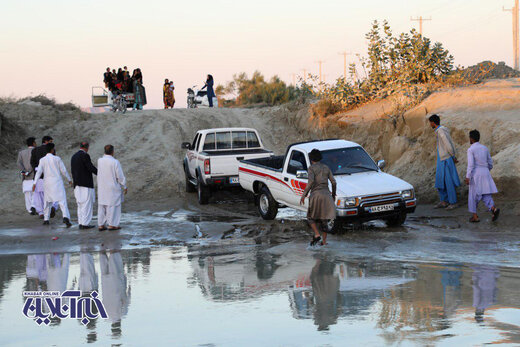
[2,79,519,218]
[0,105,311,216]
[284,79,520,209]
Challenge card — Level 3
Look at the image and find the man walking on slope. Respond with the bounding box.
[17,137,37,215]
[71,141,97,229]
[429,114,460,210]
[33,143,73,227]
[30,135,56,218]
[97,145,127,231]
[465,130,500,223]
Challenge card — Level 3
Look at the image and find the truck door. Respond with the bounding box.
[283,149,309,208]
[188,133,201,177]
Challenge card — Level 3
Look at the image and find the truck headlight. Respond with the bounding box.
[401,190,414,199]
[337,197,359,208]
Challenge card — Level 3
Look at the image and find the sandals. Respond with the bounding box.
[434,202,449,209]
[492,208,500,222]
[469,217,480,223]
[310,236,321,246]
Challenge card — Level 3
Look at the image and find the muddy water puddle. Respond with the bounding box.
[1,246,520,345]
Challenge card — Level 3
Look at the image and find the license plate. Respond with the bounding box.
[230,177,239,184]
[369,204,394,213]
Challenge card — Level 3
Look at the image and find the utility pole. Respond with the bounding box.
[504,0,519,70]
[301,68,307,83]
[291,73,296,86]
[410,16,432,36]
[338,51,352,79]
[315,60,324,83]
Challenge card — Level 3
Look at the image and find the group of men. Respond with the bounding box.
[17,137,128,230]
[429,114,500,222]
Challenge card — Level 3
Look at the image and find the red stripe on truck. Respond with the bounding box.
[239,167,293,190]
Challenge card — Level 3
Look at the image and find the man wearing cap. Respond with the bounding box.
[71,141,98,229]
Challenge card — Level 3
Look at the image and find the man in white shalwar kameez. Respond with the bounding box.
[33,143,73,227]
[97,145,127,231]
[17,137,37,214]
[465,130,500,223]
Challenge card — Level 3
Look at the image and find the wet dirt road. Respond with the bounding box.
[0,194,519,345]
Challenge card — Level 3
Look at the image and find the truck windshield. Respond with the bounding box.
[321,147,379,175]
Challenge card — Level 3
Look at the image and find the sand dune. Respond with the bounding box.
[289,78,520,205]
[0,106,310,216]
[1,78,519,217]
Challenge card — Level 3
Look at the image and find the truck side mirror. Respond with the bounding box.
[181,142,192,150]
[296,170,308,179]
[377,160,386,170]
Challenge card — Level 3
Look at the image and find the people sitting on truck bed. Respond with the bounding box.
[103,66,144,94]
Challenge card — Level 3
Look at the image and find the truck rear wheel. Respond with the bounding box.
[197,177,211,205]
[385,213,407,227]
[258,186,278,220]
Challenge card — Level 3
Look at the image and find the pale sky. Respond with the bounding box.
[0,0,514,109]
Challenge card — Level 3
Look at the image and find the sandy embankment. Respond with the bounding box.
[285,78,520,210]
[1,78,519,220]
[0,105,311,218]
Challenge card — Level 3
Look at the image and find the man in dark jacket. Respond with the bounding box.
[71,141,98,229]
[30,136,54,218]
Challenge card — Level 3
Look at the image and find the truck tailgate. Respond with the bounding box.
[207,150,272,176]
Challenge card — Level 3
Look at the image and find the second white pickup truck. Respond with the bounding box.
[238,139,416,231]
[182,128,273,204]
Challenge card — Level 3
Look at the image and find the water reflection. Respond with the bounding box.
[79,251,99,343]
[289,259,416,331]
[100,249,130,337]
[0,248,519,345]
[472,265,499,323]
[189,250,519,342]
[26,254,47,292]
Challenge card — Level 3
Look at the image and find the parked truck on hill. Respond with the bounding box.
[238,139,416,232]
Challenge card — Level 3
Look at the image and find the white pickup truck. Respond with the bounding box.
[182,128,273,204]
[238,139,416,231]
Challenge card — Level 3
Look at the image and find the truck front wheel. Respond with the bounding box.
[326,219,344,234]
[258,186,278,220]
[385,213,407,227]
[197,177,211,205]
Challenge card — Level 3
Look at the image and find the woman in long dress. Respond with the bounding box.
[201,74,215,107]
[163,79,173,109]
[300,149,337,246]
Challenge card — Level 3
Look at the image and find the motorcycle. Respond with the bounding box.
[187,85,217,108]
[111,92,128,113]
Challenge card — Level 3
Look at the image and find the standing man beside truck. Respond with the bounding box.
[429,114,460,210]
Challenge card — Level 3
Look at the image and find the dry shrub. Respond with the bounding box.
[310,98,342,118]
